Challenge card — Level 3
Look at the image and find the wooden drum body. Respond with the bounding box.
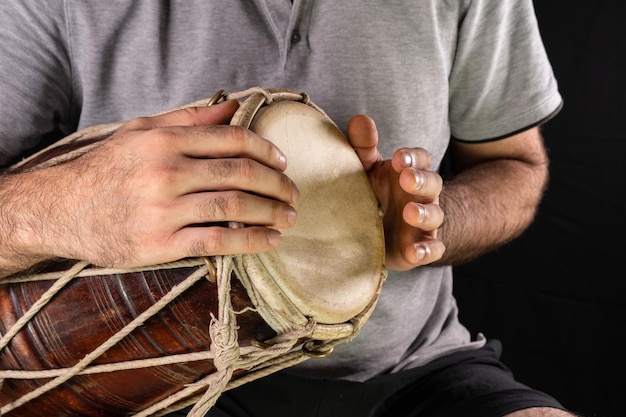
[0,88,386,417]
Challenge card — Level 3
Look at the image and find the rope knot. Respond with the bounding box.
[209,314,240,371]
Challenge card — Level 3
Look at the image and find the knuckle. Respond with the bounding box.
[226,125,251,150]
[196,192,247,222]
[431,171,443,190]
[197,195,227,220]
[224,191,246,217]
[237,158,258,183]
[189,229,225,256]
[123,116,152,131]
[206,160,234,183]
[244,228,257,252]
[277,173,293,199]
[206,159,259,187]
[204,229,225,253]
[270,201,284,224]
[435,205,445,224]
[155,126,184,145]
[181,106,201,120]
[147,160,179,187]
[416,148,432,166]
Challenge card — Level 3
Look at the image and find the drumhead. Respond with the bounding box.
[242,100,385,325]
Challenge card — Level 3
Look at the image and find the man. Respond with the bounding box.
[0,1,574,416]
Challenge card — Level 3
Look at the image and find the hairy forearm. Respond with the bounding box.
[0,171,51,278]
[437,157,548,266]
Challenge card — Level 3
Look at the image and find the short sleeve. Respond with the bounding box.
[0,1,75,165]
[449,0,562,141]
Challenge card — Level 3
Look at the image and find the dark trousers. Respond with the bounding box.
[168,340,566,417]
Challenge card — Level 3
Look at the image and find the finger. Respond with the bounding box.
[398,168,443,201]
[347,114,382,170]
[170,157,299,204]
[173,191,298,229]
[127,100,241,130]
[385,234,446,271]
[405,238,446,266]
[391,148,432,172]
[402,202,444,231]
[161,125,289,173]
[175,226,284,257]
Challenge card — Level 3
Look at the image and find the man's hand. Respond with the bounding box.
[0,100,299,276]
[347,115,445,271]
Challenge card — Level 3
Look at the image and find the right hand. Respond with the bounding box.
[347,114,445,271]
[7,100,299,271]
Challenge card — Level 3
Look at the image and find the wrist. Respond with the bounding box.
[0,172,52,277]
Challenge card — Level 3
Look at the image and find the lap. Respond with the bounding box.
[168,340,570,417]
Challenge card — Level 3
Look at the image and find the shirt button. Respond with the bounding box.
[291,30,302,44]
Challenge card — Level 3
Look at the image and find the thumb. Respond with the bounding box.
[347,114,382,171]
[138,100,240,130]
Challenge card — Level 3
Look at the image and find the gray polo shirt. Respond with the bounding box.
[0,0,561,381]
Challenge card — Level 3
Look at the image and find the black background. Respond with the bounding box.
[453,1,626,416]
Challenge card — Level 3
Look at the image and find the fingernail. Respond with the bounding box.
[291,185,300,204]
[415,244,431,261]
[268,229,283,246]
[287,207,297,225]
[415,204,426,224]
[413,169,425,190]
[276,150,287,171]
[401,151,413,168]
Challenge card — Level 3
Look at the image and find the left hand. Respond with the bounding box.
[347,115,446,271]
